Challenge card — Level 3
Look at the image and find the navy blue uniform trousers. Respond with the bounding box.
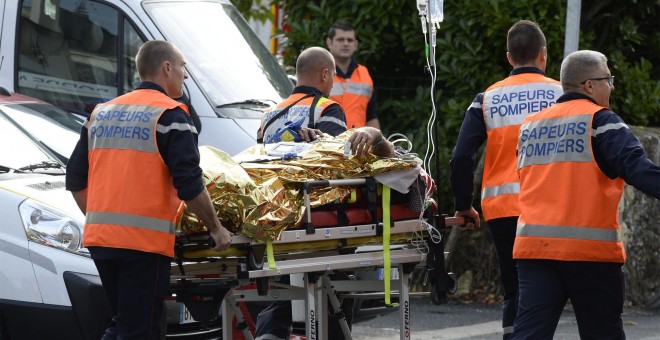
[90,247,170,340]
[510,259,625,340]
[487,216,519,339]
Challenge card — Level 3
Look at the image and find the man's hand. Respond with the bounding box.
[185,190,234,251]
[454,207,481,229]
[209,223,232,251]
[296,127,323,142]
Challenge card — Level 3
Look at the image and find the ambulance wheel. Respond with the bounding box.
[447,272,458,295]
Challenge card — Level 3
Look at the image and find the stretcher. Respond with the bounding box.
[169,177,468,340]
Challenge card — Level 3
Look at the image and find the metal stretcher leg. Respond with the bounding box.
[305,273,319,340]
[399,264,411,340]
[318,277,328,340]
[322,275,353,340]
[222,291,255,340]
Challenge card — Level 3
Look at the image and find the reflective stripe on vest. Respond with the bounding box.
[481,182,520,200]
[330,64,373,129]
[483,82,562,130]
[513,99,625,263]
[88,104,164,153]
[517,223,620,242]
[86,211,176,234]
[479,74,562,220]
[330,81,372,97]
[518,114,593,168]
[260,93,341,143]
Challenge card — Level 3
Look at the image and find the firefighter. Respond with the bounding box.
[510,50,660,339]
[326,21,380,129]
[258,46,393,157]
[66,40,232,339]
[449,20,563,338]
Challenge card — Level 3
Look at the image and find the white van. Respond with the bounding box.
[0,0,293,155]
[0,0,294,338]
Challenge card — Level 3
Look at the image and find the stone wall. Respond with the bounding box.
[619,126,660,309]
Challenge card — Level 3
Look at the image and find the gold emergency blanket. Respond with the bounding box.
[178,131,417,242]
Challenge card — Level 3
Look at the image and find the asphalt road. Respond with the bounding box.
[352,297,660,339]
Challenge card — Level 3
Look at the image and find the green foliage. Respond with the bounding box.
[579,0,660,126]
[234,0,660,205]
[232,0,274,23]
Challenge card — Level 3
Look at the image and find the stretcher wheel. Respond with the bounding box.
[430,283,445,305]
[430,272,457,305]
[447,272,458,295]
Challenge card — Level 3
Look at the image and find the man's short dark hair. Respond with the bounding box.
[327,21,358,41]
[507,20,546,65]
[136,40,177,79]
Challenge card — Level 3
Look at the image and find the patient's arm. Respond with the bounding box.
[348,127,395,158]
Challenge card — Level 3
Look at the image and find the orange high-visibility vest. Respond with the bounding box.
[513,99,625,263]
[83,89,190,257]
[330,64,373,129]
[480,73,562,221]
[259,92,340,143]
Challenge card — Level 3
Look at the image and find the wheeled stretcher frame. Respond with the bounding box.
[171,178,467,339]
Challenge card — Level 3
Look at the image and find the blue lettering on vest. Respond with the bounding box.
[90,125,151,141]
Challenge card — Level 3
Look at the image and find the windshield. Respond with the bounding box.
[144,0,293,119]
[0,103,83,166]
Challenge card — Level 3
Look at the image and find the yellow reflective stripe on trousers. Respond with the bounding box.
[86,211,175,234]
[382,185,395,306]
[517,223,620,242]
[481,182,520,200]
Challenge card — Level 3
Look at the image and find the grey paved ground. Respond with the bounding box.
[352,297,660,339]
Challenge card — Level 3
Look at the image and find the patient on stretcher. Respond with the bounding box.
[178,130,434,243]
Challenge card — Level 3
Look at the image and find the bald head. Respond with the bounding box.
[295,47,336,95]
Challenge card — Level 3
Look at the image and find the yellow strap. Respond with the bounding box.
[382,185,396,306]
[266,239,277,269]
[348,190,357,203]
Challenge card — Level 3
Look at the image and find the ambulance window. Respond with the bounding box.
[17,0,119,116]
